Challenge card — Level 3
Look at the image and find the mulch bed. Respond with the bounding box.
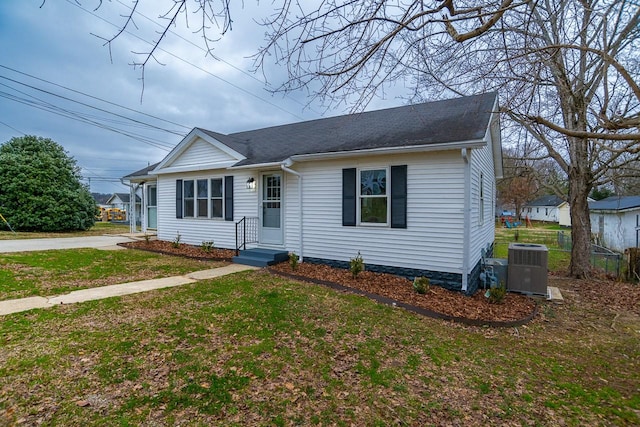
[119,239,538,326]
[270,262,538,326]
[118,240,236,261]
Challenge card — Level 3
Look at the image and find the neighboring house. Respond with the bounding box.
[106,193,141,221]
[589,196,640,252]
[521,195,565,222]
[123,93,503,294]
[557,198,594,227]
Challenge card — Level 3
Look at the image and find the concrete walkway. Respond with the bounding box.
[0,264,258,316]
[0,234,138,253]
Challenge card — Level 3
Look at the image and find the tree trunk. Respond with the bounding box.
[568,167,592,278]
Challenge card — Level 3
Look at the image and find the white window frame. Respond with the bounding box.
[210,177,224,219]
[182,177,225,219]
[479,172,484,225]
[357,167,390,227]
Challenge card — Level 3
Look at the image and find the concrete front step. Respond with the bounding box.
[233,248,289,267]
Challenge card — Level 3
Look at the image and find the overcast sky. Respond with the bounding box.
[0,1,410,194]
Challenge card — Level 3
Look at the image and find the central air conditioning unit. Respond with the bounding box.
[507,243,548,296]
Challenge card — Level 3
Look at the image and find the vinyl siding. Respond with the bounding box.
[157,169,259,249]
[290,151,466,273]
[469,133,497,270]
[167,137,237,168]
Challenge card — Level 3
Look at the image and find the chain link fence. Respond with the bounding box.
[557,231,622,278]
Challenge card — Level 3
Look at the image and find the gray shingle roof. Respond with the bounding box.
[526,195,565,207]
[199,92,498,166]
[589,196,640,211]
[124,162,161,179]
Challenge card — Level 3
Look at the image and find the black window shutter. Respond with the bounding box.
[391,165,407,228]
[224,176,234,221]
[342,168,357,226]
[176,180,183,219]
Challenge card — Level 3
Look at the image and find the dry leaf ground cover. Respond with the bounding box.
[0,265,639,425]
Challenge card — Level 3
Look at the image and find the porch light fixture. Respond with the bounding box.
[246,177,256,191]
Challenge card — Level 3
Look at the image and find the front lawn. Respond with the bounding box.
[0,249,224,301]
[0,269,638,425]
[0,222,131,240]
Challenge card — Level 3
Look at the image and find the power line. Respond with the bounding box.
[0,120,25,136]
[0,64,192,131]
[113,0,323,116]
[64,0,308,121]
[0,81,175,150]
[0,74,185,138]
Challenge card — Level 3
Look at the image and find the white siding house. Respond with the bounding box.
[521,195,564,222]
[124,93,503,294]
[589,196,640,253]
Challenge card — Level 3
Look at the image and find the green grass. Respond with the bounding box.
[494,222,570,271]
[0,222,131,240]
[0,248,224,300]
[0,268,637,426]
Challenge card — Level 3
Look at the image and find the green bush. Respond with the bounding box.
[172,232,182,248]
[350,251,364,279]
[288,252,300,270]
[0,135,96,232]
[413,277,430,294]
[486,283,507,304]
[201,240,214,252]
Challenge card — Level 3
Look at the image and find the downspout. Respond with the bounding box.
[281,160,303,261]
[461,148,471,292]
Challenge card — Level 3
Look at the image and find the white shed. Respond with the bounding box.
[589,196,640,253]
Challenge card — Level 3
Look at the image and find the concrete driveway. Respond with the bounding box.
[0,235,137,253]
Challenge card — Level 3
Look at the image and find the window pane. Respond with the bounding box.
[184,199,194,217]
[361,198,387,223]
[184,180,194,198]
[212,199,223,218]
[147,186,157,206]
[197,179,208,198]
[198,199,208,217]
[211,179,222,197]
[360,170,386,195]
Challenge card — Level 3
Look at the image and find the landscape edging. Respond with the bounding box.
[269,268,538,328]
[117,242,234,262]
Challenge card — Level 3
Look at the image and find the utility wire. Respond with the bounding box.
[0,74,186,138]
[113,0,323,116]
[0,120,26,136]
[0,64,192,131]
[0,87,174,150]
[64,0,307,121]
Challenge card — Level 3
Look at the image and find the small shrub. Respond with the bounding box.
[172,232,182,248]
[289,252,300,270]
[486,283,507,304]
[413,276,430,294]
[143,233,151,243]
[350,251,364,279]
[201,240,214,253]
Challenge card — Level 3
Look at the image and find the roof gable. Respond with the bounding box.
[153,128,246,174]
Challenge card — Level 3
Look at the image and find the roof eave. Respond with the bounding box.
[288,139,488,163]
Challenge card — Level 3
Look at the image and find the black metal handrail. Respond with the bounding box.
[235,216,258,255]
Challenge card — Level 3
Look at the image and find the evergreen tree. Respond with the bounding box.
[0,135,97,231]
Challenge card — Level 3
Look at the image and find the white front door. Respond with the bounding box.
[147,185,157,229]
[259,172,283,245]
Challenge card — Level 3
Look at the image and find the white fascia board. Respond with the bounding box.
[288,140,487,162]
[227,162,283,170]
[153,161,239,175]
[153,128,246,172]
